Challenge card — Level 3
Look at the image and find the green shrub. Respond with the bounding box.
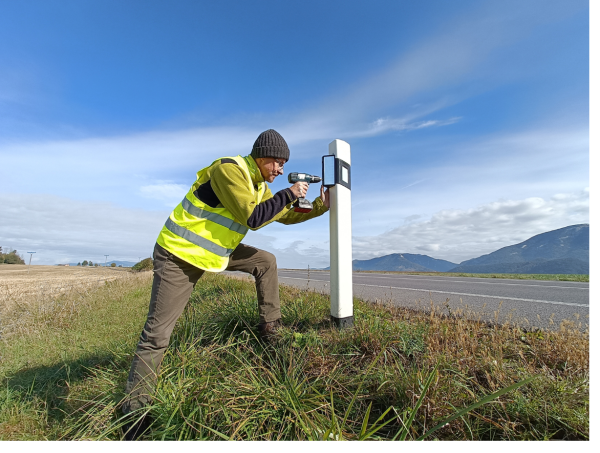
[132,258,153,272]
[1,250,25,265]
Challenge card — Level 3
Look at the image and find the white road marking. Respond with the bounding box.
[278,271,588,290]
[277,276,588,308]
[352,274,588,290]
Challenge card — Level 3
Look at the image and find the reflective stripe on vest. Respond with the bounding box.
[164,218,234,257]
[156,155,265,272]
[180,197,248,235]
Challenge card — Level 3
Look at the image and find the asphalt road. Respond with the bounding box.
[275,269,589,331]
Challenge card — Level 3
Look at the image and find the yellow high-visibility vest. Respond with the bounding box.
[156,155,266,271]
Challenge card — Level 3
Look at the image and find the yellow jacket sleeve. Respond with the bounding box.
[211,163,302,230]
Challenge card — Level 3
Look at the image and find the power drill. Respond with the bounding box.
[288,172,322,213]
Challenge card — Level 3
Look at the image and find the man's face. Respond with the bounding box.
[257,157,286,183]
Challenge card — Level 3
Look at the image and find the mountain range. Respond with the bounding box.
[353,253,457,272]
[350,224,589,274]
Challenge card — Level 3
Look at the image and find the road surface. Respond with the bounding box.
[273,269,589,331]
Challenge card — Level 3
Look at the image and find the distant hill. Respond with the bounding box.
[352,253,458,272]
[449,224,589,274]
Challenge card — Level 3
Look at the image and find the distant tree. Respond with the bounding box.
[89,261,93,266]
[110,262,116,267]
[77,262,81,266]
[94,263,98,267]
[4,250,25,265]
[118,265,122,267]
[132,258,153,272]
[82,260,88,266]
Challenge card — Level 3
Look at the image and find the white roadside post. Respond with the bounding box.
[324,139,353,328]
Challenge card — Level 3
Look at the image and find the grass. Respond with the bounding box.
[0,272,588,440]
[350,270,589,283]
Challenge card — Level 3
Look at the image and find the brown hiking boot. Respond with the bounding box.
[258,319,282,341]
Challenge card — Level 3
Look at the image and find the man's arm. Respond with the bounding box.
[210,163,299,230]
[276,195,329,225]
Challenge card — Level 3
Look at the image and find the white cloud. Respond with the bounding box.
[352,188,589,264]
[366,117,461,136]
[0,193,168,264]
[139,182,189,207]
[0,187,588,268]
[242,221,331,270]
[0,191,332,268]
[416,244,441,252]
[349,125,589,237]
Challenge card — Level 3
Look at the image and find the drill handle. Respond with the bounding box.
[293,197,313,213]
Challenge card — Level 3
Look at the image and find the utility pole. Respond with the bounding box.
[323,139,353,328]
[27,252,36,273]
[104,255,109,267]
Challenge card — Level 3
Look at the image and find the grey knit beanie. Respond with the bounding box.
[251,129,290,161]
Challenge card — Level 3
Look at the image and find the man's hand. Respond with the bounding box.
[320,185,330,208]
[290,181,308,198]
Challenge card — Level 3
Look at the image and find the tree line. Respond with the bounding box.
[0,247,26,265]
[77,261,121,267]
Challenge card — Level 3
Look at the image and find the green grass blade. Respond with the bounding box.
[417,376,536,440]
[342,347,387,430]
[360,406,395,440]
[359,401,373,438]
[394,364,438,441]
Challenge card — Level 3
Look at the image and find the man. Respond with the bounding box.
[122,129,329,438]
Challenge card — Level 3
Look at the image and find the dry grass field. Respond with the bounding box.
[0,265,136,340]
[0,265,127,303]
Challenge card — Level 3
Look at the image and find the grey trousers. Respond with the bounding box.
[122,242,280,413]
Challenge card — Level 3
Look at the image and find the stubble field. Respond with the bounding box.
[0,265,133,340]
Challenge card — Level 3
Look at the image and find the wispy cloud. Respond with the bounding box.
[365,117,461,136]
[283,0,584,142]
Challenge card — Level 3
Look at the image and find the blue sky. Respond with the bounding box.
[0,0,590,268]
